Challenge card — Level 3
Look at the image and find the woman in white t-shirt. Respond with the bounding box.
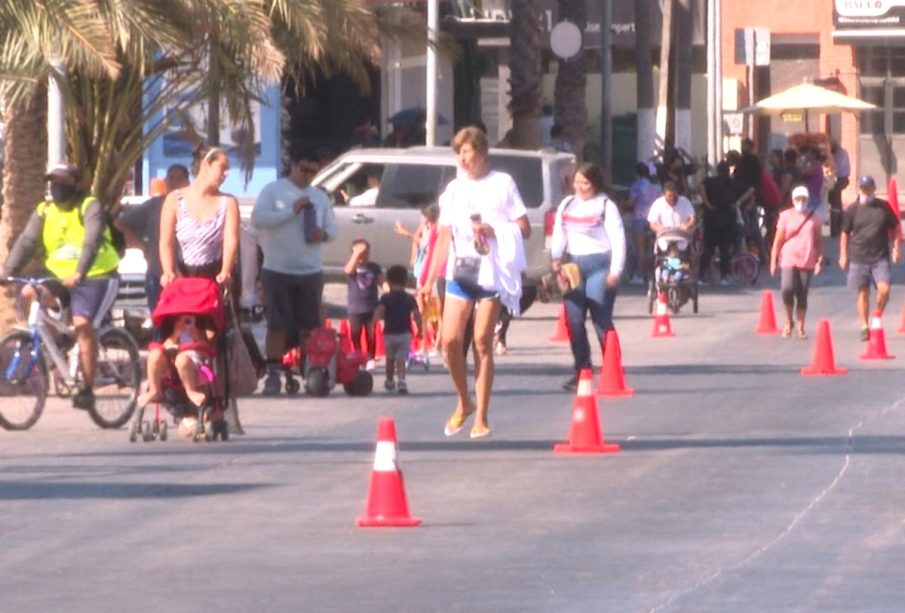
[422,127,530,439]
[550,163,626,391]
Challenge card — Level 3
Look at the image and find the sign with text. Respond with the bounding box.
[834,0,905,30]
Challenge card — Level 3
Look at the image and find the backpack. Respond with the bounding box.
[76,198,126,258]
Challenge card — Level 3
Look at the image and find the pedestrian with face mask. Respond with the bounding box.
[770,185,824,339]
[839,175,901,341]
[1,164,121,411]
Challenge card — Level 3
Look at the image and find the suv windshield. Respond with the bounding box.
[377,164,455,209]
[487,155,544,207]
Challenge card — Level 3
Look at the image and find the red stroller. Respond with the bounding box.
[129,277,231,442]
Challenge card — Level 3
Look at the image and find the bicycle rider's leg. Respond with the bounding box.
[69,276,117,406]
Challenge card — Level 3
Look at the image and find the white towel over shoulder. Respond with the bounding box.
[491,222,526,316]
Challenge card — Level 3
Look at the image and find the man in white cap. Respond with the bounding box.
[1,164,121,410]
[839,175,901,341]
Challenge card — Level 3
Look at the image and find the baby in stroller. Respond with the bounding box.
[650,228,699,314]
[131,277,227,441]
[658,241,691,284]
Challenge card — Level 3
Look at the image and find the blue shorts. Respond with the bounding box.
[847,259,891,290]
[444,279,498,302]
[70,276,119,324]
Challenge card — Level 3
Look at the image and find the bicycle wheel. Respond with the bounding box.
[88,327,140,429]
[732,252,760,285]
[0,330,48,430]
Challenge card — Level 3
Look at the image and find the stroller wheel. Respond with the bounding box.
[285,377,301,395]
[141,420,154,442]
[158,420,168,442]
[128,419,139,443]
[219,421,229,442]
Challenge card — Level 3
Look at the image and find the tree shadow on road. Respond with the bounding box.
[0,481,274,500]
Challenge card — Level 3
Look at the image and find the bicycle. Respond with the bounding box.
[0,277,141,430]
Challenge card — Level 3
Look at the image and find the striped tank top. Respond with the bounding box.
[175,191,226,267]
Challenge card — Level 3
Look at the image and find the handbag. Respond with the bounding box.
[223,326,259,397]
[453,256,481,290]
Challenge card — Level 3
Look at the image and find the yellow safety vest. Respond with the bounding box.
[38,196,120,279]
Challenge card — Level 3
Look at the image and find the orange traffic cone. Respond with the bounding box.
[755,290,780,335]
[554,369,620,454]
[801,319,848,376]
[549,303,570,342]
[338,318,351,340]
[356,418,421,527]
[651,292,675,337]
[860,311,894,360]
[374,320,386,360]
[596,329,634,396]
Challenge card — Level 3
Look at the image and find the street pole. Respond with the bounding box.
[425,0,439,147]
[47,58,66,169]
[706,0,720,170]
[600,0,612,180]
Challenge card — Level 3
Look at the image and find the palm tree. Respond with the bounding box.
[553,0,587,158]
[0,0,389,326]
[507,0,542,149]
[635,0,655,162]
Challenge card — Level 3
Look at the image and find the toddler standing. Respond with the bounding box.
[375,265,422,394]
[344,238,383,370]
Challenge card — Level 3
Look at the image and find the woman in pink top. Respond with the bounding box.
[769,185,824,339]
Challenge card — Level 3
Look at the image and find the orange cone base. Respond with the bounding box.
[356,515,422,527]
[553,441,621,454]
[860,350,894,361]
[651,324,675,338]
[800,366,848,377]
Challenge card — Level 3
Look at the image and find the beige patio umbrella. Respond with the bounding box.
[741,82,878,130]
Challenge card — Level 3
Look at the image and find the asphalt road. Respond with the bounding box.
[2,242,905,612]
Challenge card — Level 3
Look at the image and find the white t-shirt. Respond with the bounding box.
[647,195,695,230]
[438,170,527,287]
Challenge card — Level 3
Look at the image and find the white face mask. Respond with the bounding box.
[859,194,873,205]
[793,201,807,213]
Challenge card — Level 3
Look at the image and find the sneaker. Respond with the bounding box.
[396,381,408,395]
[384,379,396,392]
[261,371,281,396]
[860,327,870,342]
[561,374,578,392]
[719,277,731,286]
[72,387,94,410]
[365,359,376,371]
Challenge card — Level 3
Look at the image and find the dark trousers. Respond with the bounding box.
[349,312,376,359]
[829,177,849,237]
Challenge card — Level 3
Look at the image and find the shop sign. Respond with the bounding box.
[834,0,905,28]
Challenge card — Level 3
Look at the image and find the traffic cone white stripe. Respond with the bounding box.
[871,316,882,329]
[373,441,398,472]
[577,376,593,397]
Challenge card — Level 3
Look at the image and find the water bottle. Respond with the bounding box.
[303,202,319,244]
[471,213,490,255]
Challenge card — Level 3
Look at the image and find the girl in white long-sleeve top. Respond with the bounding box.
[550,163,626,391]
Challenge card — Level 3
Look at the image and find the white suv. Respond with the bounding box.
[313,146,576,309]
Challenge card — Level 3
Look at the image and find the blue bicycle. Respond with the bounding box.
[0,277,141,430]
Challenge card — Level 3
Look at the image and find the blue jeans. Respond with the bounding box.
[563,253,618,371]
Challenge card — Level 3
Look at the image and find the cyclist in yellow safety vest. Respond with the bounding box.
[1,164,121,411]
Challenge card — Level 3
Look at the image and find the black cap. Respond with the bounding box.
[858,175,876,189]
[44,164,79,185]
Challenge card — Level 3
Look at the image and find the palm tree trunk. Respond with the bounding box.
[674,0,693,152]
[553,0,587,158]
[656,0,674,149]
[0,92,48,330]
[508,0,542,150]
[635,0,655,162]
